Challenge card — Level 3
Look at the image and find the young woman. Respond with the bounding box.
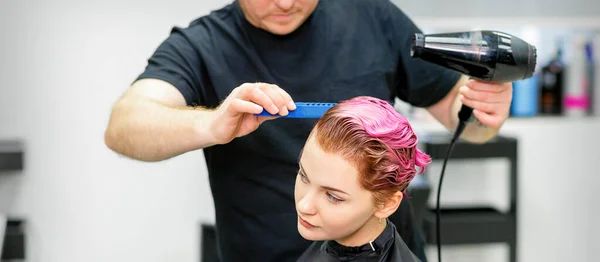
[294,96,432,262]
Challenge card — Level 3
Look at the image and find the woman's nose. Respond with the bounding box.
[297,192,317,215]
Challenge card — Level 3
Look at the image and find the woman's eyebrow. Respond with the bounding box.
[321,185,349,196]
[298,162,349,196]
[298,161,310,181]
[298,162,310,182]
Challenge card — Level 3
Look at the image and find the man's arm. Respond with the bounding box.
[104,79,219,162]
[104,25,222,161]
[426,75,510,144]
[104,79,294,162]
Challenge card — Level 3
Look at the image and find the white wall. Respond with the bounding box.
[0,1,231,261]
[393,0,600,17]
[0,1,599,262]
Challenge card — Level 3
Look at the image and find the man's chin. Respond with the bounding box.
[263,22,302,35]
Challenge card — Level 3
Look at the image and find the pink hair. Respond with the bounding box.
[311,96,432,205]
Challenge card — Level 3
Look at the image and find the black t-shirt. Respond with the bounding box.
[136,0,460,261]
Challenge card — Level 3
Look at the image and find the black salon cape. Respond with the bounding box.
[296,220,422,262]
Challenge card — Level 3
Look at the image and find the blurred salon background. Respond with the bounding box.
[0,0,599,261]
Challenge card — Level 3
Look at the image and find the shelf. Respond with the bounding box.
[408,116,600,137]
[0,140,23,171]
[416,132,518,262]
[422,207,516,245]
[2,219,26,260]
[420,133,518,160]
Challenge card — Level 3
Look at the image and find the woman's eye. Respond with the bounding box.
[327,193,342,203]
[299,173,308,183]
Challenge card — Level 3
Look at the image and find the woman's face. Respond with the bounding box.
[294,135,379,243]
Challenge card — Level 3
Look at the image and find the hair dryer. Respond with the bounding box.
[411,30,537,126]
[410,30,537,262]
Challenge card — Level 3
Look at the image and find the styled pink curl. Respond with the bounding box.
[312,96,432,205]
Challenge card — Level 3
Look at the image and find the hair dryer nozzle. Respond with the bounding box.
[410,30,538,83]
[411,33,425,58]
[513,37,537,80]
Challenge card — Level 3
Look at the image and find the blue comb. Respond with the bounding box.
[254,102,337,118]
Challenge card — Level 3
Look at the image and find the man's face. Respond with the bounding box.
[239,0,319,35]
[294,134,378,243]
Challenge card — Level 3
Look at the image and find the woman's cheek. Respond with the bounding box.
[321,205,354,233]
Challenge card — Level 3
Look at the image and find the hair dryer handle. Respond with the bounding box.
[458,104,475,123]
[458,77,478,124]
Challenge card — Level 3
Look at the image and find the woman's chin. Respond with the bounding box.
[297,226,326,241]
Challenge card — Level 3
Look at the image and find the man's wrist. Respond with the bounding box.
[461,119,499,143]
[191,107,220,149]
[451,93,499,143]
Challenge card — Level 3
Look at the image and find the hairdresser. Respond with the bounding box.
[104,0,513,261]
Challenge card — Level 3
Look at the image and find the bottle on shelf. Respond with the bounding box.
[510,26,540,118]
[593,34,600,116]
[564,33,590,117]
[585,40,595,116]
[538,38,565,116]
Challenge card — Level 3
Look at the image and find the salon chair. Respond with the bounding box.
[403,174,431,236]
[200,223,218,262]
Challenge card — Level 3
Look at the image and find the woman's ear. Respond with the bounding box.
[374,191,403,218]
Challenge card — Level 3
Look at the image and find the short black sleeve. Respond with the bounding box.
[136,26,206,106]
[381,0,462,108]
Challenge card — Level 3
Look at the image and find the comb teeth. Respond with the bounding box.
[254,102,337,118]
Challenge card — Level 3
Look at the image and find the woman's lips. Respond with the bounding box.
[298,216,316,229]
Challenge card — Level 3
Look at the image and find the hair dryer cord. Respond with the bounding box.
[435,113,469,262]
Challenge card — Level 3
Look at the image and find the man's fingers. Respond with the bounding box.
[244,87,279,114]
[275,87,296,110]
[257,115,279,124]
[258,84,288,114]
[269,85,294,115]
[229,98,264,115]
[460,96,497,113]
[237,83,289,115]
[262,84,290,116]
[466,80,511,93]
[460,86,505,103]
[461,97,507,129]
[473,109,503,129]
[233,83,296,116]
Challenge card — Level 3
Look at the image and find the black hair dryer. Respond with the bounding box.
[410,30,538,262]
[411,30,538,123]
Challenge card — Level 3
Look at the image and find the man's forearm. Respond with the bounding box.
[104,97,217,162]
